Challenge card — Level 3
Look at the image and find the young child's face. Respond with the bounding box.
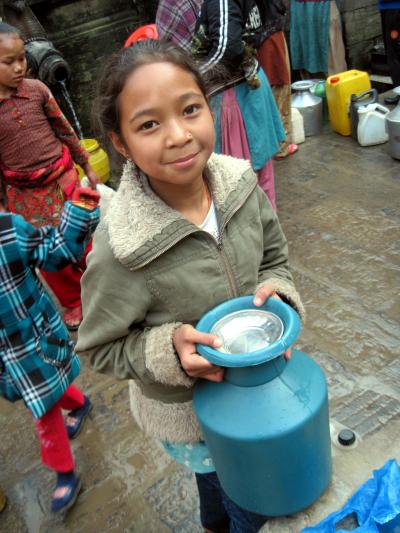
[0,34,26,92]
[111,61,215,188]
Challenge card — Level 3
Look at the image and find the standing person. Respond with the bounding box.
[0,187,99,513]
[156,0,285,210]
[257,0,298,159]
[378,0,400,104]
[77,40,304,532]
[0,22,100,330]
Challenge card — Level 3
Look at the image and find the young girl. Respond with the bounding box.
[0,187,99,513]
[77,40,304,532]
[0,22,99,330]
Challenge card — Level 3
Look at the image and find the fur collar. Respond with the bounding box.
[106,153,254,269]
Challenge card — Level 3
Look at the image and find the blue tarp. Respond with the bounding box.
[302,459,400,533]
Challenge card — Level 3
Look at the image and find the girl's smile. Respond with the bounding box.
[111,61,215,197]
[0,35,26,97]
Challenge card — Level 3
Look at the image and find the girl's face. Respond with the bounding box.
[111,62,215,189]
[0,35,26,93]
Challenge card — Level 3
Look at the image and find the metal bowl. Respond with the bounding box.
[211,309,284,355]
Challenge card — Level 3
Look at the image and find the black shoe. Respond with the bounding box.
[384,94,400,105]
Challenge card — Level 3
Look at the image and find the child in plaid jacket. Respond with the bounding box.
[0,187,99,513]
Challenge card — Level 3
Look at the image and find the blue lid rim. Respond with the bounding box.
[195,296,301,367]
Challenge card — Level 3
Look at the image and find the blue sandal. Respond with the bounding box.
[51,472,82,513]
[65,396,92,440]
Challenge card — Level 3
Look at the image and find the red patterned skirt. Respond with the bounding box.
[2,146,79,227]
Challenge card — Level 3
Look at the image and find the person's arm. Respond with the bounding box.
[76,225,196,387]
[198,0,246,72]
[14,196,99,272]
[43,89,100,187]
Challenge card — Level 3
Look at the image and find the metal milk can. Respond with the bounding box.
[291,81,323,136]
[386,87,400,160]
[194,296,332,516]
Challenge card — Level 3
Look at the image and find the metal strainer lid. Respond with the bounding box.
[211,309,284,354]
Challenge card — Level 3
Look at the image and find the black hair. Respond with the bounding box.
[0,22,21,38]
[91,39,210,152]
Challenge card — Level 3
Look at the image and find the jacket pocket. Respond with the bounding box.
[35,314,75,369]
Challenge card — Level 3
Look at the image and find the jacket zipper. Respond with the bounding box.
[216,237,238,297]
[214,181,258,298]
[134,181,258,271]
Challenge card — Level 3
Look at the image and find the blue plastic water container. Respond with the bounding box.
[194,296,332,516]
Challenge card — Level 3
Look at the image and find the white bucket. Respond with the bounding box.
[291,107,305,144]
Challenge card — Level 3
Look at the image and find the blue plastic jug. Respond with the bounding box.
[194,296,332,516]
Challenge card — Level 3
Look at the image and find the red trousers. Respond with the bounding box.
[41,243,90,309]
[34,384,84,473]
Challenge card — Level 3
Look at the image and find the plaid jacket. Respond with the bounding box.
[0,202,99,419]
[156,0,202,53]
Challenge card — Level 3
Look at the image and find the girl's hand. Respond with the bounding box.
[0,202,5,213]
[253,283,292,361]
[82,163,101,189]
[173,324,225,382]
[72,187,100,210]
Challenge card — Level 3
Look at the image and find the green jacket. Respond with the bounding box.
[76,154,304,442]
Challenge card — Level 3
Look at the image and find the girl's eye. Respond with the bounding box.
[140,120,158,131]
[184,104,200,116]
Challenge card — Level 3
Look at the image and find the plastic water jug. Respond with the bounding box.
[326,70,371,136]
[349,88,378,140]
[291,81,323,136]
[357,103,389,146]
[386,86,400,160]
[75,139,110,183]
[194,296,332,516]
[311,79,329,124]
[291,107,305,144]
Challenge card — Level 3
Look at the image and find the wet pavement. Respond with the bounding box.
[0,126,399,532]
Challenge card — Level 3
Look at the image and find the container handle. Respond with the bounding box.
[352,88,378,102]
[373,103,390,115]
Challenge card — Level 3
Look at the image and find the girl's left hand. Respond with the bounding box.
[253,283,292,360]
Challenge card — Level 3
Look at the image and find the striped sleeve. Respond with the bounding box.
[199,0,245,73]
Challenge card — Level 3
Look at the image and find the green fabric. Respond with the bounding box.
[290,0,331,74]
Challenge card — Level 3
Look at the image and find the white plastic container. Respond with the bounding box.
[291,107,305,144]
[357,103,389,146]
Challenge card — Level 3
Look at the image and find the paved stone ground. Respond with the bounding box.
[0,126,399,532]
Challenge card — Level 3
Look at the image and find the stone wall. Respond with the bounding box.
[341,0,382,70]
[27,0,154,135]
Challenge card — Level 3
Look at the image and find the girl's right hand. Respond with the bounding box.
[173,324,224,383]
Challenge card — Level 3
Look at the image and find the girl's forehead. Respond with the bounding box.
[126,62,199,89]
[0,35,24,54]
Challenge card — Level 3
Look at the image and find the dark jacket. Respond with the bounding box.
[193,0,265,73]
[260,0,288,42]
[0,202,99,419]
